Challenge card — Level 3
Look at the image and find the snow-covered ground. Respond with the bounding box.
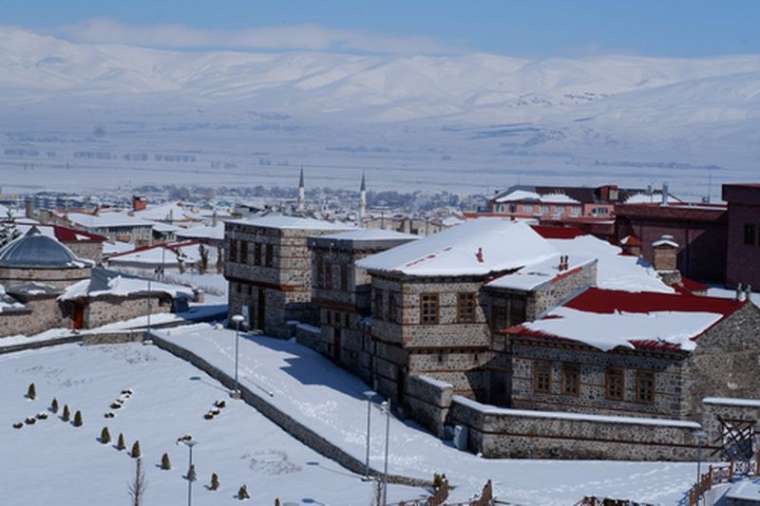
[157,324,702,505]
[0,343,425,505]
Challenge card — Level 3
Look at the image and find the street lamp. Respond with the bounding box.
[381,399,391,506]
[231,314,244,398]
[363,390,376,479]
[179,438,198,506]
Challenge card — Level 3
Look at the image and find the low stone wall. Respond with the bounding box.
[0,335,83,355]
[82,331,145,345]
[0,330,145,355]
[294,322,322,352]
[702,397,760,444]
[150,332,429,488]
[405,375,453,437]
[448,396,707,461]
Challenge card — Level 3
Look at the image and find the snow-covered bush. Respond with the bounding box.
[187,464,197,482]
[237,484,250,500]
[117,433,126,450]
[26,383,36,400]
[160,453,171,470]
[130,441,141,459]
[72,410,83,427]
[209,472,219,490]
[62,404,70,422]
[100,427,111,444]
[24,417,36,425]
[50,398,59,413]
[13,422,23,429]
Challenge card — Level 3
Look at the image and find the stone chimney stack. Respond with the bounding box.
[661,183,669,206]
[132,195,147,212]
[652,234,681,284]
[358,172,367,224]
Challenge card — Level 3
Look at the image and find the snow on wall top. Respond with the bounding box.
[176,222,225,241]
[68,212,153,229]
[486,254,596,291]
[357,219,558,277]
[60,268,194,301]
[231,215,356,231]
[319,228,419,241]
[703,397,760,408]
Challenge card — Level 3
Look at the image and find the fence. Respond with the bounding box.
[687,451,760,506]
[394,479,493,506]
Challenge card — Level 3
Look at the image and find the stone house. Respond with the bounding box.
[224,215,354,337]
[306,229,417,380]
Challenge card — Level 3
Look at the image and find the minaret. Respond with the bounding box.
[358,172,367,224]
[297,166,305,213]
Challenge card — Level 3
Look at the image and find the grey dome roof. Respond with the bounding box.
[0,227,84,269]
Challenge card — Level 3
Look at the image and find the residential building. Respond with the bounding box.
[723,184,760,289]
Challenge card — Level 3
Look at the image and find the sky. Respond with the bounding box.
[1,0,759,57]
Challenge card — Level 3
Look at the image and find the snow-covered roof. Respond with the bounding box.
[133,202,202,222]
[495,190,579,204]
[0,227,91,269]
[546,234,673,293]
[509,287,744,352]
[486,254,596,291]
[103,240,135,255]
[652,236,679,248]
[320,229,418,241]
[0,284,26,313]
[59,267,194,301]
[357,219,558,277]
[176,222,225,241]
[231,215,356,231]
[68,212,153,229]
[107,242,215,266]
[624,192,681,204]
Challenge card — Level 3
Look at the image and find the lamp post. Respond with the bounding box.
[363,390,376,479]
[180,438,198,506]
[230,314,244,398]
[381,399,391,506]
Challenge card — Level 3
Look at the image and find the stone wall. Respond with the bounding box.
[509,338,686,419]
[0,266,91,289]
[85,296,172,328]
[702,398,760,445]
[0,297,70,337]
[682,302,760,421]
[405,375,453,437]
[448,396,705,461]
[65,241,103,264]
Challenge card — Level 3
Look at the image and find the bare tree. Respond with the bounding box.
[128,457,147,506]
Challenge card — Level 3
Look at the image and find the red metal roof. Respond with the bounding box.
[530,225,587,239]
[615,204,726,222]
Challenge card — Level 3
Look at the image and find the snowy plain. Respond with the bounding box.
[156,323,703,505]
[0,343,426,505]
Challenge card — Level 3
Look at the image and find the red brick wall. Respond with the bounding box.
[726,202,760,288]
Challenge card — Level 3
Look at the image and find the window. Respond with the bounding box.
[325,262,333,289]
[509,297,527,326]
[744,224,757,246]
[570,207,581,217]
[254,243,262,266]
[228,239,237,262]
[420,293,439,324]
[388,292,399,323]
[533,361,552,394]
[539,205,548,215]
[561,364,580,396]
[491,303,507,331]
[605,368,625,400]
[235,282,241,294]
[344,313,350,328]
[340,264,348,291]
[457,292,477,323]
[373,289,384,320]
[265,244,274,267]
[523,205,533,213]
[325,310,332,326]
[239,240,248,264]
[315,254,324,288]
[509,204,517,213]
[636,370,656,403]
[247,284,253,296]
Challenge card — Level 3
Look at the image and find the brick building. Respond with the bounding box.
[723,184,760,289]
[306,229,417,380]
[224,215,354,337]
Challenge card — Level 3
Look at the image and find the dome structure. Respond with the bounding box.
[0,227,85,269]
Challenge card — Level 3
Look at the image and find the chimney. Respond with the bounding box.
[736,283,744,301]
[652,234,681,284]
[132,195,147,212]
[24,197,34,219]
[746,284,753,302]
[475,247,484,263]
[661,183,669,206]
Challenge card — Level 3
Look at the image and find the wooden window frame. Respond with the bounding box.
[239,240,248,264]
[457,292,477,323]
[254,242,262,266]
[605,367,625,401]
[325,262,333,290]
[635,369,656,404]
[533,360,552,394]
[373,288,384,321]
[340,264,349,291]
[745,224,757,246]
[420,293,439,325]
[561,363,580,396]
[388,292,400,323]
[315,254,324,288]
[491,302,507,331]
[228,239,237,262]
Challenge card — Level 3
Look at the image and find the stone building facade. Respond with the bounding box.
[306,230,416,380]
[224,216,354,338]
[723,184,760,289]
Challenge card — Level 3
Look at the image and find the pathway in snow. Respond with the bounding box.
[158,324,702,504]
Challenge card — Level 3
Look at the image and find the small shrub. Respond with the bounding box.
[211,408,221,416]
[62,404,70,422]
[203,412,213,420]
[50,398,59,413]
[214,400,226,409]
[110,402,122,410]
[13,422,23,429]
[24,417,36,425]
[131,440,141,459]
[160,453,171,470]
[187,464,197,482]
[237,484,250,500]
[73,410,83,427]
[210,472,220,490]
[275,499,281,506]
[26,383,36,400]
[104,412,115,419]
[100,427,111,444]
[36,412,48,420]
[117,433,126,450]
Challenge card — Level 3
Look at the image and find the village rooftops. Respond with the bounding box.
[485,254,597,291]
[494,190,580,204]
[7,223,106,243]
[59,267,194,301]
[357,219,558,277]
[229,215,356,231]
[67,212,154,229]
[506,287,745,352]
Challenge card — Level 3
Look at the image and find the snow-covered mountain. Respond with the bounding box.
[1,26,759,194]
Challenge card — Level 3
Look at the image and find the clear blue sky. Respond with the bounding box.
[2,0,759,57]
